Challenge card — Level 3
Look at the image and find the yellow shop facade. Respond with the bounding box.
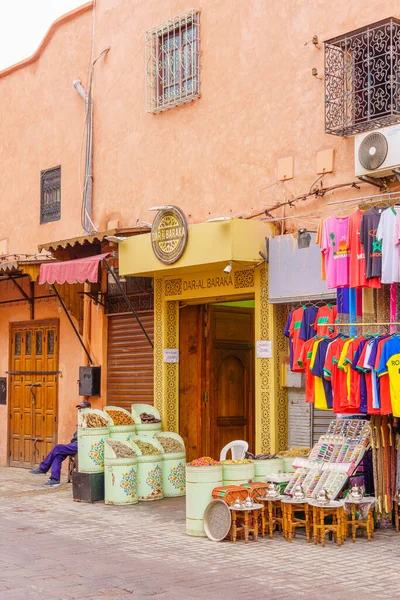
[119,212,288,462]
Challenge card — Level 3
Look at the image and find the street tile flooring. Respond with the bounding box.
[0,467,400,599]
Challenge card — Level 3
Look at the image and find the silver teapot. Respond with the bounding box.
[245,496,254,508]
[293,485,306,501]
[316,488,330,505]
[348,485,363,502]
[233,497,243,509]
[266,482,280,499]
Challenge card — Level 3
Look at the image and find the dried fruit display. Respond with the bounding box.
[107,410,135,426]
[83,413,108,428]
[140,412,161,424]
[187,457,220,467]
[157,436,185,454]
[135,440,160,455]
[280,447,310,457]
[221,459,253,464]
[107,440,136,458]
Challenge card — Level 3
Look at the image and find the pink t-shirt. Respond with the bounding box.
[321,215,350,289]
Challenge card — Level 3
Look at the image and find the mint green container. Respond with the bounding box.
[186,464,223,537]
[131,404,162,437]
[155,432,186,497]
[130,437,164,501]
[77,408,110,473]
[104,406,136,441]
[104,440,138,505]
[283,456,296,472]
[222,462,254,486]
[254,458,284,481]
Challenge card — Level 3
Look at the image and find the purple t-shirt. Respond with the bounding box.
[299,306,318,341]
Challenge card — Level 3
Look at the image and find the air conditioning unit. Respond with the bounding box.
[355,124,400,178]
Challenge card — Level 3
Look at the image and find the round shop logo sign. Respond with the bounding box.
[151,206,188,264]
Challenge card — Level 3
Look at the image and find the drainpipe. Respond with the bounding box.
[73,79,93,233]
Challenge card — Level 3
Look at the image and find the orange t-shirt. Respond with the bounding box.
[315,305,338,338]
[298,337,317,403]
[324,337,348,414]
[288,307,305,373]
[347,209,380,289]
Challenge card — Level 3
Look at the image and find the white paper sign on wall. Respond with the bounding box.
[256,340,272,359]
[163,349,180,363]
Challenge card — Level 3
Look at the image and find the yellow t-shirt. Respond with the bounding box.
[310,339,327,410]
[382,351,400,417]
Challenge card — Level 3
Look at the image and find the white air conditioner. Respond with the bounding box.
[355,124,400,178]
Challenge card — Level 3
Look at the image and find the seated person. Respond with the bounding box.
[30,400,90,487]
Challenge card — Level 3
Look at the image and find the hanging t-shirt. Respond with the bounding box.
[347,209,380,288]
[374,338,392,415]
[288,307,305,373]
[284,311,294,370]
[350,339,368,413]
[298,337,317,403]
[321,216,350,289]
[377,337,400,417]
[324,337,348,413]
[310,339,328,410]
[315,305,338,337]
[365,337,382,410]
[343,337,366,412]
[376,206,400,284]
[299,306,318,341]
[360,207,384,279]
[312,338,338,409]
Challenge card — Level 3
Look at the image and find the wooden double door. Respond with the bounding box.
[9,320,59,468]
[180,305,254,462]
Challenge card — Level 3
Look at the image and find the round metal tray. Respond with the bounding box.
[203,499,232,542]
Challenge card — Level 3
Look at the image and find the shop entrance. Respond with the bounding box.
[180,302,254,462]
[8,320,59,468]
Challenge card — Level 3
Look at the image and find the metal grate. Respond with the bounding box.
[40,166,61,223]
[325,18,400,136]
[146,9,200,113]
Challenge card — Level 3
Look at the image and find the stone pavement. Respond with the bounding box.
[0,468,400,600]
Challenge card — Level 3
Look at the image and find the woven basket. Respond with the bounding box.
[203,500,232,542]
[212,485,248,505]
[241,482,269,500]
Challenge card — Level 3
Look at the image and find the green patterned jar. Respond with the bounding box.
[104,441,138,505]
[130,437,164,501]
[78,428,109,473]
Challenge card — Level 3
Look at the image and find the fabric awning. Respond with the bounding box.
[38,253,111,285]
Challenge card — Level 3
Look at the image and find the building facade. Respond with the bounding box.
[0,0,398,466]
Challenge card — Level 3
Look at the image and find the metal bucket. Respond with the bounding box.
[162,453,186,497]
[253,458,284,481]
[78,428,109,473]
[186,465,223,537]
[222,462,254,486]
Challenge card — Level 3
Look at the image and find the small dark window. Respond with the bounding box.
[40,166,61,224]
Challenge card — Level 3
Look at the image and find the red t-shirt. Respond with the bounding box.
[375,339,392,415]
[324,337,347,413]
[315,305,338,338]
[298,337,316,403]
[347,209,381,289]
[289,307,305,373]
[356,341,380,415]
[344,337,366,410]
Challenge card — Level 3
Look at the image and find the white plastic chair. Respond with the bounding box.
[219,440,249,461]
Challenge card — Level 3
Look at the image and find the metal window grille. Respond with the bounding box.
[146,9,200,113]
[325,18,400,136]
[40,166,61,224]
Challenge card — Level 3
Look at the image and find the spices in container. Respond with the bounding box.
[83,413,108,428]
[107,440,136,458]
[140,412,161,424]
[107,410,135,426]
[157,436,185,454]
[135,440,160,455]
[280,447,310,458]
[187,457,220,466]
[221,459,253,464]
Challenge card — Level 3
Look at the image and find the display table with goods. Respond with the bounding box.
[228,500,263,544]
[104,439,138,505]
[155,432,186,497]
[77,409,110,473]
[186,457,222,537]
[130,436,164,501]
[280,495,311,542]
[308,498,345,547]
[343,494,376,542]
[104,406,136,441]
[131,404,162,436]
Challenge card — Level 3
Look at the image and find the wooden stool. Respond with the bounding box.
[281,497,311,543]
[258,496,284,539]
[228,504,263,543]
[308,500,345,547]
[344,498,376,542]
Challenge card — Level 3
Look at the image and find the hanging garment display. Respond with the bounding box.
[320,215,350,289]
[376,206,400,284]
[347,209,380,288]
[360,207,384,279]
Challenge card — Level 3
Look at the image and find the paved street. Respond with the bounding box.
[0,468,400,600]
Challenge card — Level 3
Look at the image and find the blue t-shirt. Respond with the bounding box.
[377,337,400,376]
[299,306,318,342]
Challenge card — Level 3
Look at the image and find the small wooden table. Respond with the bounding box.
[258,496,284,539]
[228,504,263,543]
[344,497,376,542]
[308,499,345,547]
[280,496,311,542]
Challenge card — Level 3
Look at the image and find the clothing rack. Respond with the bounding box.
[316,322,400,327]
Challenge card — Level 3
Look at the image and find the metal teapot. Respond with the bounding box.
[266,482,280,499]
[245,496,254,508]
[316,488,330,505]
[348,485,363,502]
[293,485,306,501]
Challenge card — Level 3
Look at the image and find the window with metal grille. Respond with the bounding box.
[146,9,200,113]
[325,18,400,136]
[40,166,61,224]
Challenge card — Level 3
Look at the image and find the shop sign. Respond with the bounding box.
[256,340,272,358]
[182,274,233,292]
[151,206,188,264]
[164,349,179,363]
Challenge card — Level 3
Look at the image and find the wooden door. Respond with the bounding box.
[179,305,254,462]
[9,320,59,468]
[207,306,254,459]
